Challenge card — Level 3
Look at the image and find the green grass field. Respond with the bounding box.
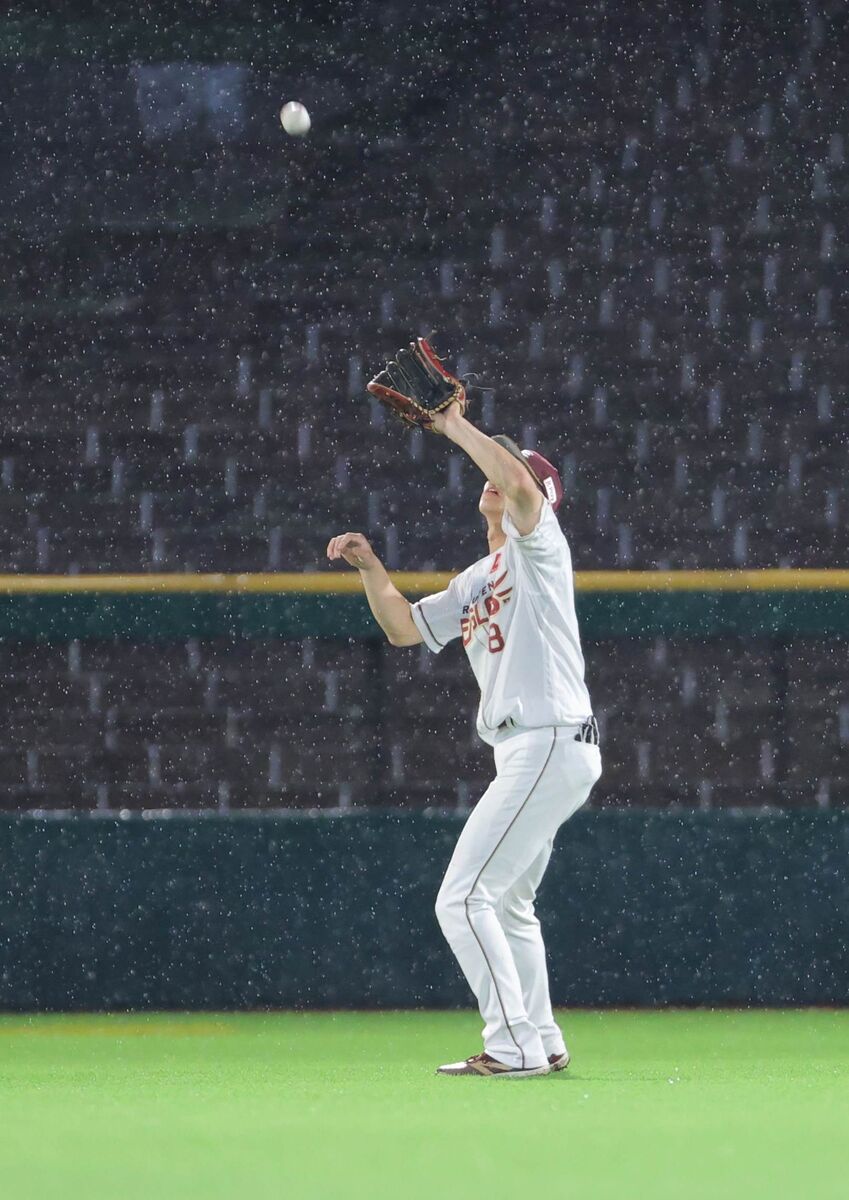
[1,1010,847,1199]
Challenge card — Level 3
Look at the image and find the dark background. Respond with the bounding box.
[0,2,846,1006]
[0,0,845,813]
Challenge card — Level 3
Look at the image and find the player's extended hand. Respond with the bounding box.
[429,399,466,437]
[326,532,380,570]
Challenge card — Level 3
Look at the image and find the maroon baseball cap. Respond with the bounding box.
[492,435,564,510]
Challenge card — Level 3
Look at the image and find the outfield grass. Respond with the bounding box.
[1,1010,847,1199]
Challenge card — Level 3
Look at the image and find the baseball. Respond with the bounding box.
[280,101,311,136]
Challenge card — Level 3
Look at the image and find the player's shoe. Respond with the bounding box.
[548,1050,571,1072]
[436,1053,550,1078]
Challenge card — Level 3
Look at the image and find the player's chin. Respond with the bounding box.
[479,494,504,517]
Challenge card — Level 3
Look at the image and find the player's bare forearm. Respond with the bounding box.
[436,409,534,500]
[326,532,422,647]
[358,561,422,646]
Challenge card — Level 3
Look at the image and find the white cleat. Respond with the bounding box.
[437,1052,551,1078]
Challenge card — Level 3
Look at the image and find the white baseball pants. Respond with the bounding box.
[435,725,602,1070]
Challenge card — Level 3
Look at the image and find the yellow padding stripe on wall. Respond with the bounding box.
[0,570,848,595]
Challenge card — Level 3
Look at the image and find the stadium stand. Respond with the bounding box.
[0,636,842,812]
[1,3,846,810]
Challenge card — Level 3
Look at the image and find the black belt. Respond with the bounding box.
[495,716,600,746]
[575,717,600,746]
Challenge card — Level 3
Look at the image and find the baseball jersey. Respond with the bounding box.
[410,498,593,746]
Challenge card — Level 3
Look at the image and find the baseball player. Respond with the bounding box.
[327,339,600,1078]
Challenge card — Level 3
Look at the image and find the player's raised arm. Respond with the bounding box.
[365,338,542,535]
[326,533,422,647]
[431,408,543,535]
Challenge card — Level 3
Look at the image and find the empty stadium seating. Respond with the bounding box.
[3,4,849,576]
[1,3,846,810]
[0,636,843,812]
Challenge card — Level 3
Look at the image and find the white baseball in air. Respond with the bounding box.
[280,101,311,136]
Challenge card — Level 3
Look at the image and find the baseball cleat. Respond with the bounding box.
[436,1053,551,1078]
[548,1050,571,1072]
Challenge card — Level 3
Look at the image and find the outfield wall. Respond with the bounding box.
[1,569,848,639]
[2,811,847,1010]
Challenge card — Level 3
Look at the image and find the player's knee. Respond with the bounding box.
[464,889,497,919]
[436,878,497,935]
[434,883,460,934]
[502,899,538,930]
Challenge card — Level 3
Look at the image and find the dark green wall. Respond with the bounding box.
[2,812,847,1010]
[1,590,847,641]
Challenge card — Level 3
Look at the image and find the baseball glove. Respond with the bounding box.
[367,337,466,431]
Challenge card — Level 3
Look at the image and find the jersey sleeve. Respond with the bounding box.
[410,576,463,654]
[501,497,567,563]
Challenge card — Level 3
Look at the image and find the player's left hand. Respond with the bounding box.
[429,400,466,436]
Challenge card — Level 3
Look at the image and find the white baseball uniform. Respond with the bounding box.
[410,498,601,1069]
